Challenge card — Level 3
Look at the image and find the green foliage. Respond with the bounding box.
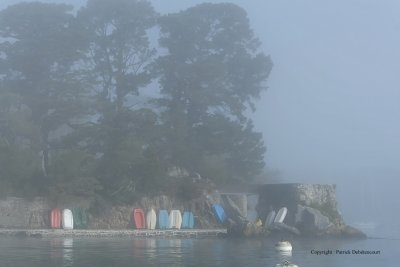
[0,1,272,203]
[157,3,272,120]
[0,2,91,177]
[155,3,272,183]
[192,115,266,182]
[0,141,41,197]
[77,0,157,110]
[0,89,43,197]
[47,149,101,203]
[95,126,166,203]
[76,0,161,202]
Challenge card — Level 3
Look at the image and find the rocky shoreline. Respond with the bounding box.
[222,184,367,239]
[0,183,367,239]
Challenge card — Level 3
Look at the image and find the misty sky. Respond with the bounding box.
[1,0,400,230]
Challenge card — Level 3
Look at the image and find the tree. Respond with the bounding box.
[155,3,272,183]
[0,2,90,181]
[77,0,160,200]
[0,89,42,197]
[77,0,157,111]
[0,1,273,200]
[47,149,101,205]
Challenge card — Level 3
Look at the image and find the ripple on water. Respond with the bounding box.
[0,236,397,267]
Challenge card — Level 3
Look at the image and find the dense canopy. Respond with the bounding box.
[0,0,272,204]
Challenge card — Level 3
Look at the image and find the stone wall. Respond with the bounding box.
[0,197,50,228]
[88,195,219,229]
[256,183,343,225]
[0,193,220,229]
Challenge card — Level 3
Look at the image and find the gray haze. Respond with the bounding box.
[1,0,399,237]
[152,1,400,237]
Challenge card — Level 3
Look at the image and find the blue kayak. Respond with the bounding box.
[212,204,226,224]
[158,209,169,229]
[182,211,195,229]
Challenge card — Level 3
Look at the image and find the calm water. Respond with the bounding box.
[0,236,397,267]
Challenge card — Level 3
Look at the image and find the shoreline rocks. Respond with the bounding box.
[0,183,367,239]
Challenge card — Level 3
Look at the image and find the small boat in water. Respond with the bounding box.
[275,241,292,252]
[275,260,298,267]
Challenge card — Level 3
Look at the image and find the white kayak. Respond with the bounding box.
[274,207,287,223]
[62,209,74,230]
[169,210,182,229]
[146,208,157,230]
[265,210,276,229]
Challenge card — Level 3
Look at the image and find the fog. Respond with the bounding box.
[152,0,400,237]
[1,0,399,237]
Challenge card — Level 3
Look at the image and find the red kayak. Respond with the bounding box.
[133,208,145,229]
[50,208,61,229]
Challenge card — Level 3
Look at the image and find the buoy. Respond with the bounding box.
[275,241,292,252]
[275,260,299,267]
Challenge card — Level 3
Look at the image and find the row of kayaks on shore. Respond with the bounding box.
[49,203,227,230]
[50,208,87,230]
[49,208,195,230]
[50,204,287,230]
[134,208,195,230]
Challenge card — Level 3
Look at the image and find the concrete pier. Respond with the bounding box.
[0,228,227,238]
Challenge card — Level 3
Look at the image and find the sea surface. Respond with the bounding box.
[0,235,397,267]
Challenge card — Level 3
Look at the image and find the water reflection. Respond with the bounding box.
[50,239,62,260]
[49,238,74,266]
[278,250,292,257]
[63,238,73,267]
[0,236,391,266]
[132,238,184,266]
